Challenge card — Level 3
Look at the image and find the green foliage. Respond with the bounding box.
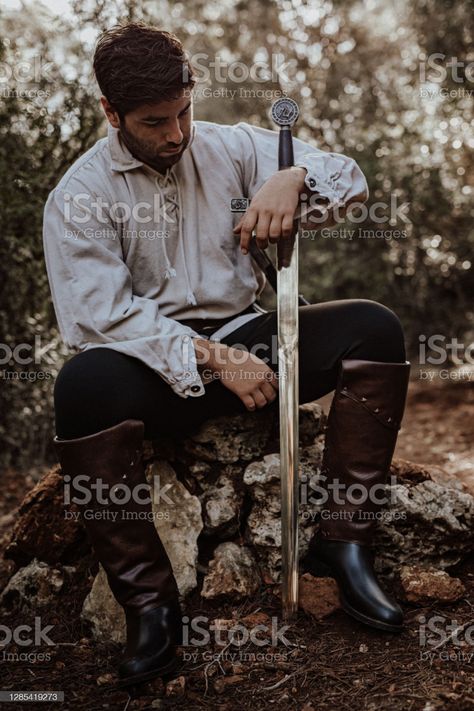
[0,0,472,470]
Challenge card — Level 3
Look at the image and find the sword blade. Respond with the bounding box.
[277,229,299,620]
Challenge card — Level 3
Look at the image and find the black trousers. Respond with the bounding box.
[54,299,407,441]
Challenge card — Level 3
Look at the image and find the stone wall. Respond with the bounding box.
[2,402,473,644]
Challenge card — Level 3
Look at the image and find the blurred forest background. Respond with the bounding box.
[0,0,473,470]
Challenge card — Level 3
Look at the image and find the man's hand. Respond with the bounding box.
[233,166,307,253]
[192,338,278,411]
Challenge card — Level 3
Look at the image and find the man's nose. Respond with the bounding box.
[165,120,183,145]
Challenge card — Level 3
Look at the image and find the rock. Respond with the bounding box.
[244,444,323,581]
[0,559,67,611]
[5,465,88,566]
[396,565,466,605]
[147,460,203,597]
[298,573,340,620]
[390,458,466,491]
[299,402,326,445]
[5,405,474,650]
[374,477,474,574]
[201,543,261,599]
[81,566,125,644]
[165,675,186,698]
[200,468,244,537]
[96,673,115,686]
[0,557,15,592]
[182,410,277,463]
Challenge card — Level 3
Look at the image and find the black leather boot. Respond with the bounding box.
[118,598,183,686]
[54,420,182,686]
[303,359,410,632]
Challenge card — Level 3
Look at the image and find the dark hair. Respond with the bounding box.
[93,22,195,116]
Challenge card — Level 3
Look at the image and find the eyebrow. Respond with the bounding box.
[141,102,191,121]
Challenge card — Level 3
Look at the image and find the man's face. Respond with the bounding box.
[101,91,193,173]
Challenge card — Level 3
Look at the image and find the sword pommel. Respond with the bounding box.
[271,97,299,128]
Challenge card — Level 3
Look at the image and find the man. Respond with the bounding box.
[43,22,410,687]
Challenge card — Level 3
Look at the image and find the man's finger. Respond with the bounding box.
[232,216,244,233]
[260,381,278,403]
[252,389,268,409]
[242,394,256,411]
[281,213,295,238]
[263,368,279,391]
[255,212,271,249]
[268,215,283,244]
[239,211,258,254]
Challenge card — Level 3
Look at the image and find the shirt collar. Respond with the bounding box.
[108,122,197,173]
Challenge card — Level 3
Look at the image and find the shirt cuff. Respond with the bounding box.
[294,153,354,206]
[168,333,206,398]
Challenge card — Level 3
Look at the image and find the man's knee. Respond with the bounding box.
[54,348,130,439]
[353,299,406,362]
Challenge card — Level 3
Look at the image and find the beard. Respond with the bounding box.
[118,120,189,173]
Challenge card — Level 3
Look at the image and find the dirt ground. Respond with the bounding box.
[0,375,473,711]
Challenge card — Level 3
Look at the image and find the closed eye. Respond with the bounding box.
[142,104,191,127]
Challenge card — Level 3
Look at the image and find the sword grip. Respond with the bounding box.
[278,127,295,170]
[277,128,297,268]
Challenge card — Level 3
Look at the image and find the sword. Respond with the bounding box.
[230,98,302,620]
[272,97,300,620]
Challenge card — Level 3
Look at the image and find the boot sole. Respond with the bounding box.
[117,655,180,689]
[304,557,403,633]
[338,593,403,633]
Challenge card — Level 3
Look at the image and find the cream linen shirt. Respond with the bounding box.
[43,120,368,398]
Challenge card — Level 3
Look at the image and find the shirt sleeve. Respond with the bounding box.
[223,121,368,221]
[42,183,206,399]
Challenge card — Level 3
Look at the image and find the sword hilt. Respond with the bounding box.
[271,98,300,269]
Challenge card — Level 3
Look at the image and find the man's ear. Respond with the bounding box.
[100,96,120,128]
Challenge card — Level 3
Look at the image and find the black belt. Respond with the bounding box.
[177,304,257,336]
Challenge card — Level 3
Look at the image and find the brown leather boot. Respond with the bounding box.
[54,419,182,686]
[303,359,410,631]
